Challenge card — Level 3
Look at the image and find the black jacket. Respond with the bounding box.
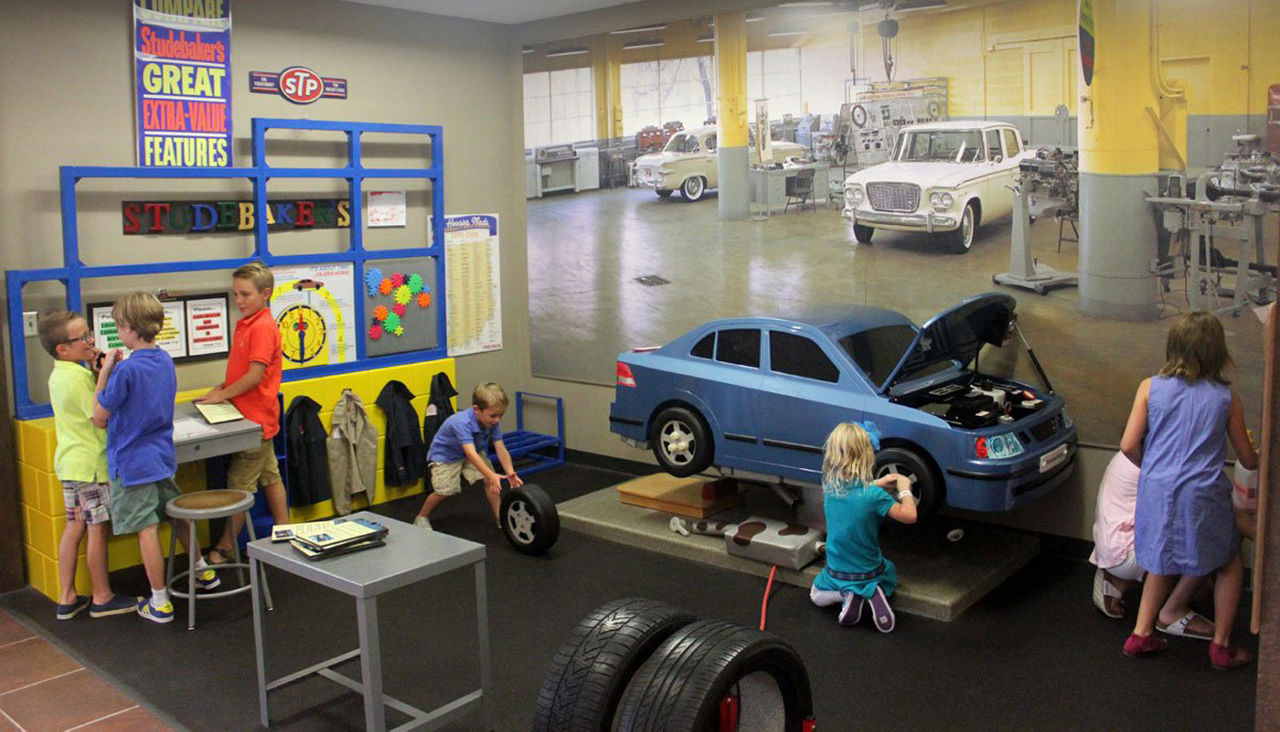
[376,380,427,487]
[284,395,333,506]
[422,371,458,452]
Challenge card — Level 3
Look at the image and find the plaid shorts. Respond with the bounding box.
[61,480,112,525]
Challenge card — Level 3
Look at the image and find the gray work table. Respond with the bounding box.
[248,512,490,731]
[172,401,263,463]
[750,162,831,217]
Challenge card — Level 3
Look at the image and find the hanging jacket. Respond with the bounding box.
[375,379,426,487]
[422,371,458,453]
[283,395,333,507]
[327,389,378,515]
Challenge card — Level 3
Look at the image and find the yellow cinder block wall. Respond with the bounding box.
[14,357,454,602]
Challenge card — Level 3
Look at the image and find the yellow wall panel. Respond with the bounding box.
[23,505,57,557]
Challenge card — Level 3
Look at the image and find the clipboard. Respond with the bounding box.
[194,401,245,424]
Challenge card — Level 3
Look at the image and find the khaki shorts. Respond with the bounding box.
[227,439,282,493]
[429,453,494,496]
[109,476,181,535]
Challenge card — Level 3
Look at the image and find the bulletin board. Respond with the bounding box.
[87,292,230,363]
[5,118,446,420]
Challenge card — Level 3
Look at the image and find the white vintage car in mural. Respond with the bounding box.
[635,125,807,202]
[842,120,1034,253]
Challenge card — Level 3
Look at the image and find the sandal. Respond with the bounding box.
[1122,633,1168,658]
[1156,610,1214,641]
[206,546,234,565]
[1092,568,1125,619]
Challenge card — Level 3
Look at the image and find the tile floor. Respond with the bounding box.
[0,609,171,731]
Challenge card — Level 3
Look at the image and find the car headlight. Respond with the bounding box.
[845,184,864,205]
[975,432,1025,459]
[1061,409,1073,429]
[929,191,954,210]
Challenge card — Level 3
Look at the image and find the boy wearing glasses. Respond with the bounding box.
[39,311,138,620]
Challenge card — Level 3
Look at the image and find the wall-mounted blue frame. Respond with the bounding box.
[6,118,445,420]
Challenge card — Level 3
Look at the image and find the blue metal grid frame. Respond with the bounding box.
[6,118,445,420]
[486,391,566,476]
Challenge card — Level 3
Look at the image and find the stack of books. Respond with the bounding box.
[272,518,388,560]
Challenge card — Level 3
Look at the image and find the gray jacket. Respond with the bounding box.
[327,389,378,515]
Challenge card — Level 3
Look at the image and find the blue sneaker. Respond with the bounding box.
[55,595,91,620]
[90,595,142,618]
[195,567,221,591]
[137,597,174,624]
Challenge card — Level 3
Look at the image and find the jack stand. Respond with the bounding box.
[993,184,1078,295]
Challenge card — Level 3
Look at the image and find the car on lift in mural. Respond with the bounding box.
[841,120,1035,253]
[634,125,807,202]
[608,293,1076,515]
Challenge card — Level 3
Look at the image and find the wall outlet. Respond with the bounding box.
[23,311,38,337]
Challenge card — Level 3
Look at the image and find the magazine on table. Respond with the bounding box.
[194,400,245,424]
[276,517,388,554]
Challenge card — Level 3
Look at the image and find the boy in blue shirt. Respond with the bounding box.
[413,382,522,530]
[93,292,219,624]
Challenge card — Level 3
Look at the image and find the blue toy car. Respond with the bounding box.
[609,293,1076,513]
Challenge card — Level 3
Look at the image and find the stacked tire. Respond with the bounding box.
[534,598,815,732]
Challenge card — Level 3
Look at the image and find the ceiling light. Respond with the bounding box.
[610,24,668,35]
[808,9,857,18]
[766,29,813,37]
[777,2,831,6]
[695,34,714,43]
[746,13,765,22]
[546,47,589,58]
[624,39,665,50]
[895,0,948,11]
[521,47,535,54]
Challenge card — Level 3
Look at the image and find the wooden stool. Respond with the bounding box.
[165,489,273,630]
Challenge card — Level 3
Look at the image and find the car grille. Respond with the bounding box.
[867,182,920,213]
[1029,416,1059,442]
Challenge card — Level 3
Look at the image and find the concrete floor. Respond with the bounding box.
[528,185,1274,445]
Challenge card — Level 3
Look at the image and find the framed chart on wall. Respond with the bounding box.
[88,293,231,363]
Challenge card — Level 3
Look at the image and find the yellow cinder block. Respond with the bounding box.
[36,552,60,602]
[17,419,57,473]
[19,463,43,514]
[289,501,336,522]
[107,534,142,571]
[36,469,62,518]
[23,505,58,557]
[25,546,46,599]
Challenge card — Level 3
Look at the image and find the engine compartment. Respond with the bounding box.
[895,376,1046,429]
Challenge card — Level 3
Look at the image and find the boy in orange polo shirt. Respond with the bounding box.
[198,261,288,564]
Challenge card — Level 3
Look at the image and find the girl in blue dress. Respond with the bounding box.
[1120,312,1258,670]
[810,422,917,632]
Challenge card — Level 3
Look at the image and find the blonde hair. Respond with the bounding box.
[472,381,509,410]
[822,422,875,491]
[1158,312,1232,384]
[37,310,81,357]
[112,292,165,342]
[233,261,274,293]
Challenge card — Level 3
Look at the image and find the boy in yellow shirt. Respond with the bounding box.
[39,311,138,619]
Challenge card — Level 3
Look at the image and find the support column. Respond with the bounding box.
[591,37,622,143]
[1076,0,1160,320]
[715,11,749,220]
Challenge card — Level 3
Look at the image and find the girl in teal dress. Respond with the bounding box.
[811,422,917,632]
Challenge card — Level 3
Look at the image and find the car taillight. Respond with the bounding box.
[616,362,636,387]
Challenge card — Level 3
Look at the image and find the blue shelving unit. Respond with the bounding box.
[6,118,446,420]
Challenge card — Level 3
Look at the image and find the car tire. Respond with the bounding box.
[614,619,815,732]
[874,447,942,515]
[656,189,673,199]
[651,406,712,477]
[500,484,560,555]
[944,202,976,253]
[532,598,697,732]
[681,176,706,202]
[852,223,875,244]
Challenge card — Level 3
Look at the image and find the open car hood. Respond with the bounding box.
[878,293,1016,394]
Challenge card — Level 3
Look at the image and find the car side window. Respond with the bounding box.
[683,136,700,153]
[769,332,839,383]
[1002,129,1020,157]
[691,333,715,359]
[985,130,1002,161]
[706,134,717,152]
[715,329,760,368]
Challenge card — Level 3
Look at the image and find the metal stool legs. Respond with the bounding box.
[165,511,274,630]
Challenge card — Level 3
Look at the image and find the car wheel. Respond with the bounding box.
[656,189,673,199]
[681,176,705,202]
[652,406,711,477]
[874,447,941,515]
[852,224,875,244]
[500,484,560,555]
[944,202,976,254]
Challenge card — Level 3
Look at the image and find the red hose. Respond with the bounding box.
[760,565,778,630]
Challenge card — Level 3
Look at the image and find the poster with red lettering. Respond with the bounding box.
[134,0,232,167]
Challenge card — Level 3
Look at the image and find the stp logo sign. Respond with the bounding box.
[278,66,324,104]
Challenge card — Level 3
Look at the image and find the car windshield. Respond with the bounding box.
[838,324,917,386]
[897,130,984,163]
[664,133,699,154]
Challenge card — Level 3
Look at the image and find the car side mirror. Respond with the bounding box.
[992,154,1003,164]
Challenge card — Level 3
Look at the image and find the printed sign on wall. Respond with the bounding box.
[134,0,233,167]
[249,67,348,104]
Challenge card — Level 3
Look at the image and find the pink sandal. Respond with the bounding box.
[1122,633,1168,658]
